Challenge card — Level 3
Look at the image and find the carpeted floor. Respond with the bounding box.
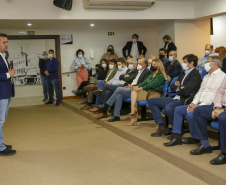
[0,104,207,185]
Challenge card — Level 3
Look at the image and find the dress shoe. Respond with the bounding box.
[84,85,97,91]
[210,153,226,165]
[151,125,170,137]
[43,99,48,102]
[97,113,108,119]
[89,107,100,113]
[182,137,199,144]
[108,116,120,122]
[4,144,12,150]
[167,133,175,140]
[80,105,92,110]
[164,137,182,147]
[55,102,60,106]
[190,144,212,155]
[45,101,53,104]
[0,148,16,156]
[98,104,109,111]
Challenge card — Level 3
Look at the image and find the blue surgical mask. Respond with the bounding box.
[169,56,174,62]
[43,56,48,59]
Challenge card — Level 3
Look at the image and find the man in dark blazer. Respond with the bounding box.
[102,58,151,122]
[163,35,177,57]
[165,50,182,79]
[0,33,16,156]
[148,54,201,137]
[122,34,147,59]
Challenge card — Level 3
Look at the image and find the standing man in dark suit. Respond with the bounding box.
[0,33,16,156]
[122,34,147,59]
[163,35,177,57]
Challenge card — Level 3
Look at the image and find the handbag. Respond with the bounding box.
[137,90,161,101]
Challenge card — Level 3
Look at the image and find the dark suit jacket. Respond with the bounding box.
[119,69,138,84]
[221,57,226,73]
[165,60,182,79]
[0,55,14,99]
[134,68,151,85]
[164,41,177,57]
[171,68,202,104]
[122,41,147,57]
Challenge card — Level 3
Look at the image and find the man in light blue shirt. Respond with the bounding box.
[197,44,214,74]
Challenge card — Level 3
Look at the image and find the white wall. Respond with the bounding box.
[1,26,159,97]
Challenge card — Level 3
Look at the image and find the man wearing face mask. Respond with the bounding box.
[39,51,49,102]
[44,49,61,106]
[148,54,201,137]
[163,35,177,57]
[165,50,182,78]
[122,34,147,59]
[159,48,169,69]
[197,44,214,74]
[164,56,225,147]
[214,46,226,73]
[147,55,155,71]
[98,58,150,121]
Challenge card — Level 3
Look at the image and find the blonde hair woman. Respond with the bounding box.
[127,58,167,126]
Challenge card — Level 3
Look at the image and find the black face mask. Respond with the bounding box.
[159,55,165,60]
[107,49,112,53]
[151,66,158,72]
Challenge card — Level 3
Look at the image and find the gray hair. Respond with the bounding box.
[210,56,223,68]
[169,50,177,56]
[128,58,137,64]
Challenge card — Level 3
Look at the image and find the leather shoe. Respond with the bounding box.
[97,113,108,119]
[89,107,100,112]
[151,125,170,137]
[182,137,199,144]
[4,144,12,150]
[164,137,182,147]
[45,101,53,104]
[190,144,212,155]
[99,104,109,111]
[0,148,16,156]
[55,102,60,106]
[210,153,226,165]
[108,116,120,122]
[84,85,97,91]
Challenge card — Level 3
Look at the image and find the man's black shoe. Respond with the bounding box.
[164,137,182,147]
[182,137,199,144]
[45,101,53,104]
[55,102,60,106]
[210,153,226,165]
[190,144,212,155]
[108,116,120,122]
[99,104,109,111]
[0,148,16,156]
[96,104,104,109]
[4,144,12,150]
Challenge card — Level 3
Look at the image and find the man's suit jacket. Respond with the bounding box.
[165,60,182,79]
[135,68,151,85]
[171,68,202,104]
[119,69,138,84]
[122,41,147,57]
[105,68,118,81]
[0,55,14,99]
[164,42,177,57]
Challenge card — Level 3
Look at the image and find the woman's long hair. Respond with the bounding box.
[153,58,168,80]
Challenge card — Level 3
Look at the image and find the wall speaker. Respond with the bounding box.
[53,0,73,10]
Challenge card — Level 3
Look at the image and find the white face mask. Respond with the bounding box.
[118,65,122,70]
[214,53,219,56]
[132,38,137,43]
[182,63,189,71]
[205,50,211,56]
[169,56,174,62]
[148,59,152,64]
[102,63,107,68]
[204,62,213,72]
[127,59,130,62]
[48,54,53,58]
[109,64,114,70]
[137,64,143,71]
[78,54,83,58]
[128,64,134,70]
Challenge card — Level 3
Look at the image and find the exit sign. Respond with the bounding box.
[27,31,35,35]
[108,32,114,36]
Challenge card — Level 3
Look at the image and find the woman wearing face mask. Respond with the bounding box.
[72,49,91,86]
[127,59,167,126]
[101,45,118,60]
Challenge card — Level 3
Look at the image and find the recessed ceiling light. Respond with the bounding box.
[90,23,95,27]
[27,23,32,26]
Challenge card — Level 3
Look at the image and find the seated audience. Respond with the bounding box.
[163,35,177,57]
[147,55,155,71]
[72,49,91,86]
[127,58,167,126]
[101,45,118,60]
[165,50,182,78]
[103,58,150,122]
[188,75,226,165]
[159,48,169,69]
[148,54,201,137]
[164,56,225,146]
[197,44,214,74]
[126,55,133,62]
[122,34,147,59]
[214,46,226,73]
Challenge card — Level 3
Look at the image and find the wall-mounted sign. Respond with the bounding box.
[108,32,114,36]
[60,35,73,45]
[27,31,35,35]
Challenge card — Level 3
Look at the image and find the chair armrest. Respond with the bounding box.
[164,91,177,97]
[184,96,195,105]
